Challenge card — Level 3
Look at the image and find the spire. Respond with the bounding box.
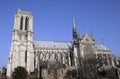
[72,16,76,33]
[72,16,77,39]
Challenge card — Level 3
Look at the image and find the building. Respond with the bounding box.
[0,67,6,79]
[7,10,120,79]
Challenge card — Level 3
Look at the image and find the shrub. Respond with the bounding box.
[12,66,28,79]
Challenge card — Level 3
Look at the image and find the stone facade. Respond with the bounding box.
[7,10,34,77]
[7,10,120,79]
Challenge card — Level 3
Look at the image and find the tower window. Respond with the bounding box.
[25,17,29,30]
[20,17,23,30]
[25,50,27,63]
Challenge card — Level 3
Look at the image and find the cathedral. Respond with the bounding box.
[7,10,120,79]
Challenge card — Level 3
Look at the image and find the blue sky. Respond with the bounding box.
[0,0,120,67]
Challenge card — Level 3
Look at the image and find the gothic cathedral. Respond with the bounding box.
[7,10,120,79]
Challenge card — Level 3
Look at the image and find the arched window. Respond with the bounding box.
[20,17,23,30]
[25,50,27,63]
[25,17,29,30]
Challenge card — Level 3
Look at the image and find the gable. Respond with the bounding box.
[81,34,95,44]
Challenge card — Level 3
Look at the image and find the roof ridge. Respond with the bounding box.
[34,40,71,48]
[34,40,71,43]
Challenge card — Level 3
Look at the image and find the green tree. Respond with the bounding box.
[12,66,28,79]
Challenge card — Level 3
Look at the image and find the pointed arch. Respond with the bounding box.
[25,50,27,63]
[20,17,23,30]
[25,17,29,30]
[40,53,43,60]
[46,52,49,60]
[57,53,60,61]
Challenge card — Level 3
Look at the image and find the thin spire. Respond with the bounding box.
[72,16,77,39]
[72,16,76,30]
[72,16,77,34]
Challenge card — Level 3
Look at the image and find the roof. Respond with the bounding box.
[34,40,109,51]
[34,41,71,49]
[96,43,109,51]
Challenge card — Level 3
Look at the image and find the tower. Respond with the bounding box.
[71,16,80,68]
[7,9,34,77]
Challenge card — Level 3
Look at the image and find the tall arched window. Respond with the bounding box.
[25,50,27,63]
[25,17,29,30]
[20,17,23,30]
